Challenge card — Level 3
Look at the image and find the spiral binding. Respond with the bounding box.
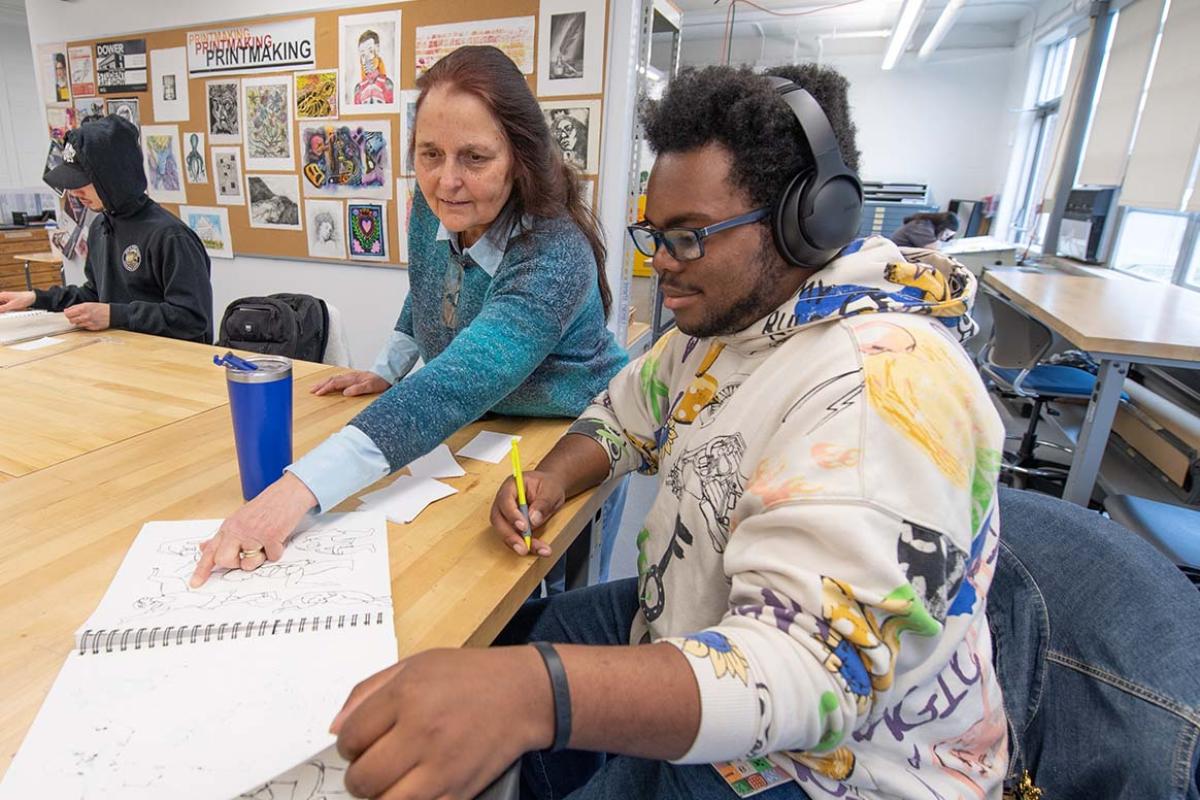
[77,610,387,655]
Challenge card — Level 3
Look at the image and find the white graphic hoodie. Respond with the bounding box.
[569,236,1008,798]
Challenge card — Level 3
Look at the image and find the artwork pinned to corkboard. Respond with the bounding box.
[58,0,611,269]
[295,70,338,120]
[348,200,387,261]
[300,120,392,200]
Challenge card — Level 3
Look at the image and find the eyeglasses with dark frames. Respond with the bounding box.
[627,207,771,262]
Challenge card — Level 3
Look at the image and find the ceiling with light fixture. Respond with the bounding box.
[677,0,1046,65]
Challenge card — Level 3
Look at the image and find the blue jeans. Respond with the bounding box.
[544,476,630,595]
[496,579,809,800]
[990,489,1200,798]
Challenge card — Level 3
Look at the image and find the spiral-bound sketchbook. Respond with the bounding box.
[0,513,398,800]
[0,309,76,345]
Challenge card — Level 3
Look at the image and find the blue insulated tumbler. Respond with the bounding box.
[225,355,293,501]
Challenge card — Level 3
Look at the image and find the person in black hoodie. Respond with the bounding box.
[0,115,213,343]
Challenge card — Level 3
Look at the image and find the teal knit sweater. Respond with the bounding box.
[349,190,628,471]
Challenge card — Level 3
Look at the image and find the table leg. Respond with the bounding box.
[22,260,32,291]
[1062,358,1129,506]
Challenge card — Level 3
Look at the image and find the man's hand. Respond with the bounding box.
[311,370,390,397]
[0,291,35,313]
[489,470,566,557]
[189,472,318,587]
[332,647,553,800]
[63,302,110,330]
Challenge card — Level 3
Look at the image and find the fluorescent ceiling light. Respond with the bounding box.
[918,0,966,60]
[882,0,927,70]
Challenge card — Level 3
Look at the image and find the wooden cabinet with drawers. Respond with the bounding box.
[0,228,64,293]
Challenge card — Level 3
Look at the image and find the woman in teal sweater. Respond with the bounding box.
[191,46,627,586]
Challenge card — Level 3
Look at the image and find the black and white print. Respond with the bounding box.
[247,174,302,231]
[540,99,601,173]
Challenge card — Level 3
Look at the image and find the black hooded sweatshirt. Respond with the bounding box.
[34,117,213,343]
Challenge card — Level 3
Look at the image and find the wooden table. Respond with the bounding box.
[983,268,1200,504]
[0,330,328,478]
[8,251,63,291]
[0,332,609,773]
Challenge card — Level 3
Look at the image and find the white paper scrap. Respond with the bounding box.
[404,444,466,478]
[8,336,65,351]
[359,476,457,524]
[455,430,519,463]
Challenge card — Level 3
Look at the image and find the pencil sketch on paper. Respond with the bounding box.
[126,569,281,620]
[238,753,351,799]
[291,528,378,556]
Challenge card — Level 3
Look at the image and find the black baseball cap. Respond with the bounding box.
[43,126,93,192]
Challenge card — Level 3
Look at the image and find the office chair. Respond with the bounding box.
[1104,494,1200,588]
[978,289,1124,496]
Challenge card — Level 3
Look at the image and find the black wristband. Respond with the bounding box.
[532,641,572,752]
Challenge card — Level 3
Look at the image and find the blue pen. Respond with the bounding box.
[213,351,260,371]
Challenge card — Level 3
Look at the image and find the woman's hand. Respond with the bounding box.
[189,472,319,587]
[310,370,390,397]
[489,470,566,557]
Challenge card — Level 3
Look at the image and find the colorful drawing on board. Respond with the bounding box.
[300,121,392,200]
[141,124,187,204]
[295,70,338,120]
[348,201,387,260]
[339,11,401,115]
[179,205,233,259]
[243,77,294,171]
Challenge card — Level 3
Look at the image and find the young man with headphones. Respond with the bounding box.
[329,66,1007,800]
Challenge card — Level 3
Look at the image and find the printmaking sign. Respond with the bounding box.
[187,19,316,77]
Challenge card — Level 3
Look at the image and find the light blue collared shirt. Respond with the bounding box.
[287,215,527,512]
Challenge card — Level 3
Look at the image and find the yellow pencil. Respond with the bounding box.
[510,437,533,553]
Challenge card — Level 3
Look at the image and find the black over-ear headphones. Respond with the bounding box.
[766,76,863,268]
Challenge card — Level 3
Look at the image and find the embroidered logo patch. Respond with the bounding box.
[63,142,77,163]
[122,244,142,272]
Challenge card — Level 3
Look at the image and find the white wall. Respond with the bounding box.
[679,37,1022,207]
[0,18,50,189]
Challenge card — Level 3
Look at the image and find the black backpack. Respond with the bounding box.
[216,293,329,363]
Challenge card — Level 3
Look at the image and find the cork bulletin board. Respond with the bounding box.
[57,0,610,269]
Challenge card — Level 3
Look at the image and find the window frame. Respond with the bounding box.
[1008,37,1076,244]
[1107,205,1198,287]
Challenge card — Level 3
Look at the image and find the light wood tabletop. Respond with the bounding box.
[0,340,605,773]
[0,330,329,477]
[9,252,63,266]
[983,268,1200,363]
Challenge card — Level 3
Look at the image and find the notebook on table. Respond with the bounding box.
[0,309,77,345]
[0,512,397,800]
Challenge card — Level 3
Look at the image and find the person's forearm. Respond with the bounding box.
[536,432,612,498]
[540,643,700,760]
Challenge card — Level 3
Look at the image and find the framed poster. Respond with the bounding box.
[339,11,401,115]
